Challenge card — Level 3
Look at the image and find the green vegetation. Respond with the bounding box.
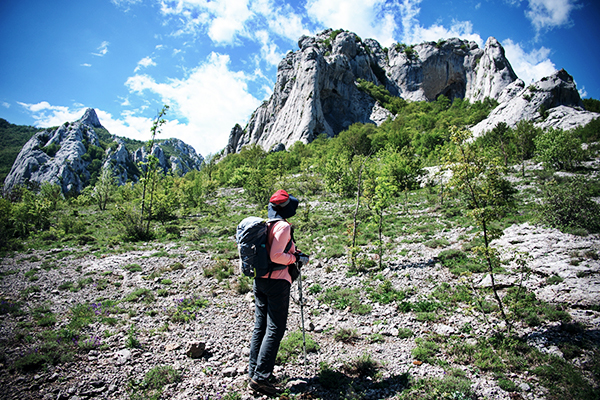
[128,365,182,400]
[276,330,319,364]
[319,286,372,315]
[1,92,599,399]
[0,118,38,185]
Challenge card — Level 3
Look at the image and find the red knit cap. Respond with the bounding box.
[269,189,290,206]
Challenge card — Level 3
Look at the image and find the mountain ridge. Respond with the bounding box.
[227,29,597,154]
[2,109,204,194]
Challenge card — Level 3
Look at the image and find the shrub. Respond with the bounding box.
[170,295,208,323]
[318,361,348,390]
[398,328,414,339]
[400,375,476,400]
[334,328,359,343]
[129,365,181,400]
[308,283,322,294]
[276,330,319,364]
[235,276,251,294]
[534,127,586,171]
[203,260,234,282]
[123,263,143,272]
[412,338,439,363]
[319,286,372,315]
[537,177,600,234]
[438,249,484,274]
[342,352,380,377]
[124,288,155,303]
[367,279,407,304]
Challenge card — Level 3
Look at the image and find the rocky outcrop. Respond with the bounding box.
[228,30,598,153]
[3,110,104,194]
[162,138,204,175]
[103,138,134,186]
[4,109,204,194]
[472,69,599,136]
[227,30,519,153]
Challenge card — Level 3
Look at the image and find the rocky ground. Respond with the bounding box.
[0,218,598,400]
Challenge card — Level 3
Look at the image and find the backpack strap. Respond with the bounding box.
[266,219,293,278]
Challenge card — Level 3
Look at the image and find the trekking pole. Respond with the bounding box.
[297,260,307,367]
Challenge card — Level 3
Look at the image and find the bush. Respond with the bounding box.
[129,365,181,400]
[342,352,380,377]
[334,328,359,343]
[534,128,586,171]
[537,177,600,234]
[400,375,476,400]
[318,361,348,390]
[276,330,319,364]
[318,286,372,315]
[438,249,484,274]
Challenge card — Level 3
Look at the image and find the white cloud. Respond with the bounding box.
[98,110,154,143]
[81,63,92,67]
[92,41,110,57]
[17,101,87,127]
[125,52,261,155]
[2,102,10,108]
[251,0,311,42]
[399,0,483,46]
[305,0,399,47]
[502,39,557,84]
[406,20,483,47]
[255,30,286,67]
[525,0,578,32]
[134,56,157,72]
[111,0,142,9]
[209,0,253,43]
[160,0,253,44]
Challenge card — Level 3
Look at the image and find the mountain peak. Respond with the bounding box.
[79,108,102,128]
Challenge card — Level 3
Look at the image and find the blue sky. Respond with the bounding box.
[1,0,598,157]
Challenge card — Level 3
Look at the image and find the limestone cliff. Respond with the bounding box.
[227,30,518,153]
[4,109,204,194]
[472,69,599,135]
[227,30,597,153]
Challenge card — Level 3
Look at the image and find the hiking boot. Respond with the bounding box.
[249,378,282,396]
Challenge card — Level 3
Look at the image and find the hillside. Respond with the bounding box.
[0,119,38,185]
[2,109,204,194]
[0,107,599,399]
[226,30,598,154]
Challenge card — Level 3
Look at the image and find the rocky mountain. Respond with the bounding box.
[3,109,204,194]
[471,69,599,135]
[227,30,598,153]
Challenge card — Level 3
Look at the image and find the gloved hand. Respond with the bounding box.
[295,252,309,266]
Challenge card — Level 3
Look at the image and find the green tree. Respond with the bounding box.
[446,126,516,332]
[323,153,357,197]
[534,127,586,171]
[365,146,422,269]
[116,106,169,241]
[537,177,600,234]
[92,168,116,211]
[39,182,63,211]
[513,120,540,177]
[140,106,169,236]
[11,189,52,238]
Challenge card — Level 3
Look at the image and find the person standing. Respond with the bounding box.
[248,189,309,396]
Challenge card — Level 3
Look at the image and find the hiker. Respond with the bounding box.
[248,189,309,396]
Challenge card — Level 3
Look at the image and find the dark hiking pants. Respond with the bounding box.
[248,278,290,382]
